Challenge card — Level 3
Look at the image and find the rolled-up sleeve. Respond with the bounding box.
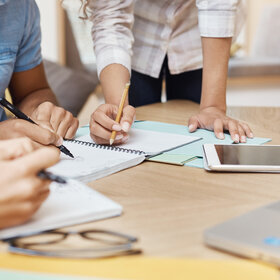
[89,0,134,78]
[196,0,241,38]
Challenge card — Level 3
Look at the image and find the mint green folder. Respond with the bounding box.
[148,154,196,166]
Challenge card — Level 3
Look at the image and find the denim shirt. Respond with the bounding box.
[0,0,42,121]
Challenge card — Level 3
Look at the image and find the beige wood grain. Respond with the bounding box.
[1,101,280,261]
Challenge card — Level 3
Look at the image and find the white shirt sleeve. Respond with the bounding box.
[196,0,241,37]
[89,0,134,78]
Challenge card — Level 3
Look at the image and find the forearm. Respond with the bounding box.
[200,37,232,112]
[100,64,130,106]
[17,88,58,116]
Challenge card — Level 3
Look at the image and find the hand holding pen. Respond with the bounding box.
[0,98,74,158]
[0,139,64,230]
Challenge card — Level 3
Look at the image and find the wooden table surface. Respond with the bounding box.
[76,100,280,258]
[2,100,280,260]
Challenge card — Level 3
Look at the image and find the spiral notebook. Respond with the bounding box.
[48,128,200,182]
[0,179,122,240]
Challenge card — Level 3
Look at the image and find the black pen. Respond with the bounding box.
[38,170,66,184]
[0,98,74,158]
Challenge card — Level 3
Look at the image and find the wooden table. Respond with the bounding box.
[76,100,280,258]
[2,100,280,260]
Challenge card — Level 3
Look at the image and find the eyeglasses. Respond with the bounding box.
[5,229,141,258]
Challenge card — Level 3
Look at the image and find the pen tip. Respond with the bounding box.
[109,139,114,146]
[59,145,74,158]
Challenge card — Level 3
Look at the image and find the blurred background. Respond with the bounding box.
[35,0,280,117]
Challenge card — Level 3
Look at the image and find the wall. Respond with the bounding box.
[246,0,280,54]
[35,0,65,64]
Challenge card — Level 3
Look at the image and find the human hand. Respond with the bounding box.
[0,139,60,229]
[0,119,63,146]
[0,137,41,160]
[30,101,79,139]
[188,107,253,143]
[90,104,136,145]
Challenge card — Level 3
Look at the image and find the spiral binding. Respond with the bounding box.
[66,139,145,155]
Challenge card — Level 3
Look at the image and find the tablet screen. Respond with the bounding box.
[214,145,280,165]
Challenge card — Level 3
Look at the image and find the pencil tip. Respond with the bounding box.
[109,139,114,146]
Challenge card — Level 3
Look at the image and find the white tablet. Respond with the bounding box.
[203,144,280,172]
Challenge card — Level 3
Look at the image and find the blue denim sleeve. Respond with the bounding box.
[14,0,42,72]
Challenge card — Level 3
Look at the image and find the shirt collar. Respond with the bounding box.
[0,0,10,6]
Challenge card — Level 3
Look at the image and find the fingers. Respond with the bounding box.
[0,177,50,203]
[188,108,254,143]
[50,108,79,139]
[56,113,79,139]
[50,106,66,132]
[239,122,254,139]
[90,104,132,145]
[213,119,225,140]
[224,120,253,143]
[32,102,79,140]
[120,105,136,133]
[238,124,246,143]
[0,137,41,160]
[11,119,62,146]
[11,146,60,178]
[188,116,199,133]
[90,132,125,145]
[35,102,79,139]
[228,120,240,143]
[0,189,49,229]
[65,118,79,139]
[31,102,52,123]
[0,176,50,229]
[93,107,121,132]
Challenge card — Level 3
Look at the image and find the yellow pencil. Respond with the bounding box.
[110,82,131,145]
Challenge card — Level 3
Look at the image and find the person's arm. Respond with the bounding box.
[0,138,60,229]
[188,0,253,143]
[8,63,79,140]
[89,0,135,144]
[1,1,79,144]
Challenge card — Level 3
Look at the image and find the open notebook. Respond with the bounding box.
[48,128,200,182]
[0,180,122,240]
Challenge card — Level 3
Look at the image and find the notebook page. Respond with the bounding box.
[0,180,122,240]
[78,128,200,156]
[48,140,145,182]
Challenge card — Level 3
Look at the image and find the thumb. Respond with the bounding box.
[11,147,60,177]
[188,116,199,132]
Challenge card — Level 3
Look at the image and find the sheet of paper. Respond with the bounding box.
[0,254,278,280]
[0,180,122,240]
[78,128,200,156]
[48,140,145,182]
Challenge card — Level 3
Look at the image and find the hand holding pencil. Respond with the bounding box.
[110,83,130,145]
[90,83,135,145]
